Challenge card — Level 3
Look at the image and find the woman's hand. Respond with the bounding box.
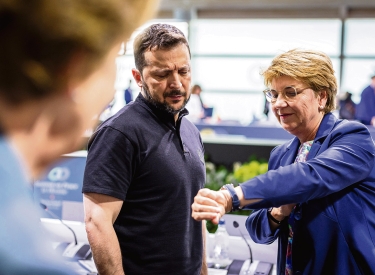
[191,188,229,224]
[268,203,296,230]
[272,203,296,221]
[278,203,296,217]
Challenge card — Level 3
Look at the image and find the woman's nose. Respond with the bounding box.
[273,95,288,108]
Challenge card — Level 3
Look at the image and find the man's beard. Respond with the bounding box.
[142,81,190,115]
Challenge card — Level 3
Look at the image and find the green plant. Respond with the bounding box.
[204,155,268,233]
[233,155,268,183]
[205,162,233,191]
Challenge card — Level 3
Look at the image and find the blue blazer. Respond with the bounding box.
[243,113,375,275]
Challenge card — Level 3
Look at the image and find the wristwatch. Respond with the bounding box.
[220,184,241,212]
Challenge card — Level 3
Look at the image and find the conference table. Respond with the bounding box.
[195,120,375,166]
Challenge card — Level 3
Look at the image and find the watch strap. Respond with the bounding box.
[222,184,241,212]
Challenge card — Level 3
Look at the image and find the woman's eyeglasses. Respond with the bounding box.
[263,86,310,103]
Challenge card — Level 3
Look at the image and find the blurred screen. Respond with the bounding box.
[34,151,87,222]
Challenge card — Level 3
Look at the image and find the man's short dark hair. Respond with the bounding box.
[133,23,190,73]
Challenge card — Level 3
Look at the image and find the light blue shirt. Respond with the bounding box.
[0,135,76,274]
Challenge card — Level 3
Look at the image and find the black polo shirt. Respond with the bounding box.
[83,93,205,275]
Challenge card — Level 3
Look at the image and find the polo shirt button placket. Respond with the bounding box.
[179,135,188,154]
[182,143,189,155]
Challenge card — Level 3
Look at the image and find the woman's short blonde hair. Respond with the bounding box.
[0,0,158,105]
[261,49,337,113]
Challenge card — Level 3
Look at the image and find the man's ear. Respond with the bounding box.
[132,69,142,87]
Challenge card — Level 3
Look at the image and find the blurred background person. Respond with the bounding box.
[124,79,133,104]
[0,0,158,274]
[186,84,214,123]
[185,84,205,122]
[338,91,356,120]
[99,98,117,122]
[192,49,375,275]
[193,84,206,108]
[355,74,375,125]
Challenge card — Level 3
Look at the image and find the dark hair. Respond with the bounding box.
[133,23,190,73]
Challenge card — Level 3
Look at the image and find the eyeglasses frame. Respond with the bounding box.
[263,86,311,103]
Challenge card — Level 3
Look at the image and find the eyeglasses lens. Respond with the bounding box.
[265,86,297,103]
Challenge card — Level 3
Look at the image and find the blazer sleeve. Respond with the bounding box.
[239,120,375,209]
[245,208,282,244]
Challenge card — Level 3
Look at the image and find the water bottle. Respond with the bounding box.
[213,218,231,268]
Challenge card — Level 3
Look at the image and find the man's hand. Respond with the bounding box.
[191,188,229,224]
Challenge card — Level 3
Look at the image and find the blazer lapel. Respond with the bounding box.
[278,113,338,163]
[280,137,300,165]
[307,113,337,160]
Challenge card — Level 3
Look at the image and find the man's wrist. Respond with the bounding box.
[220,184,241,212]
[219,189,232,213]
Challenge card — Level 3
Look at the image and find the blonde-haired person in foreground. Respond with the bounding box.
[0,0,158,274]
[192,49,375,275]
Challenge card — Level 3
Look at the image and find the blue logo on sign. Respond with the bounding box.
[48,167,70,182]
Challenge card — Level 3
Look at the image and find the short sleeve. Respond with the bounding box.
[82,126,135,200]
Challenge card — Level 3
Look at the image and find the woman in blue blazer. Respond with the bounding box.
[192,49,375,275]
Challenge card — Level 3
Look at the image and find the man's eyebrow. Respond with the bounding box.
[151,65,190,72]
[179,65,190,70]
[151,68,172,73]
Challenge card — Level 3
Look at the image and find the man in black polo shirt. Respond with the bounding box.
[82,24,207,275]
